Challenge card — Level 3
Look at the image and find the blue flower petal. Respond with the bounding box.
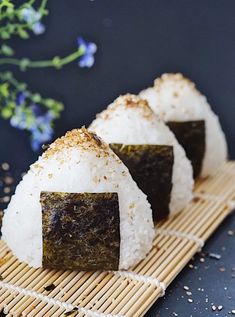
[21,7,41,24]
[77,37,96,68]
[79,55,95,68]
[10,105,28,130]
[86,42,97,54]
[31,104,42,116]
[21,8,33,22]
[16,92,26,106]
[32,22,45,35]
[30,122,53,151]
[45,111,55,121]
[77,37,87,48]
[31,138,41,151]
[21,7,45,35]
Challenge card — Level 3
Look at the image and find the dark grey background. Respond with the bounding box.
[0,0,235,171]
[0,1,235,316]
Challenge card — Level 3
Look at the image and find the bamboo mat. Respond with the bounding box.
[0,162,235,317]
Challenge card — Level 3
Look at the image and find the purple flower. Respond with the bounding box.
[30,111,54,151]
[21,7,45,35]
[31,104,42,116]
[10,104,54,151]
[16,92,26,106]
[30,124,53,151]
[77,37,97,68]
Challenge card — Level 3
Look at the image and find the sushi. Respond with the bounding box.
[2,128,154,271]
[89,94,194,222]
[140,73,228,178]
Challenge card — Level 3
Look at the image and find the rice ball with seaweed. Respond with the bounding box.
[89,94,194,222]
[140,73,227,178]
[2,128,154,271]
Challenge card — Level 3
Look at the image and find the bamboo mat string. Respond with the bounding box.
[0,281,124,317]
[155,228,205,251]
[109,271,166,296]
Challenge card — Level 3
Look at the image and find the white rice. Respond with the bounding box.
[2,128,154,270]
[89,94,194,215]
[140,73,228,177]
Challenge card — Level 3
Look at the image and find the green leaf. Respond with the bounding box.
[44,98,55,108]
[17,28,29,39]
[41,8,49,15]
[54,102,64,111]
[0,30,10,39]
[0,83,9,98]
[0,71,13,81]
[6,6,14,15]
[18,82,27,91]
[7,24,15,33]
[0,0,14,9]
[32,93,42,103]
[0,44,14,56]
[1,106,13,119]
[8,101,16,109]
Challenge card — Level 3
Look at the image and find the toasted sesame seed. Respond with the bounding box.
[1,162,9,171]
[209,253,221,260]
[211,305,217,311]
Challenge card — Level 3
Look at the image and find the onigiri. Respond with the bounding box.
[2,128,154,271]
[89,94,194,222]
[140,73,228,178]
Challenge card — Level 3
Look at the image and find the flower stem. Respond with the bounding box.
[0,47,85,69]
[39,0,48,12]
[0,58,19,66]
[0,72,22,90]
[0,23,29,32]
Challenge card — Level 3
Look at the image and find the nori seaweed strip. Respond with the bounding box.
[40,192,120,271]
[110,144,174,222]
[166,120,205,179]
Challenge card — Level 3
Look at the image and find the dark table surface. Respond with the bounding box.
[148,212,235,317]
[0,1,235,316]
